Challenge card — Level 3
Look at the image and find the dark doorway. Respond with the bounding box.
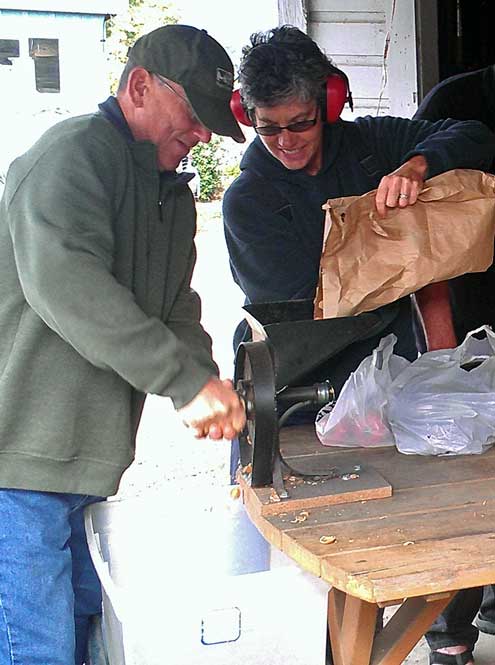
[437,0,495,79]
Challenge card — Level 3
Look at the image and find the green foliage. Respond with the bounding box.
[105,0,179,93]
[223,162,241,181]
[191,137,225,202]
[104,1,243,201]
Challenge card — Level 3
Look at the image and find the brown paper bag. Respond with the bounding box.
[315,169,495,319]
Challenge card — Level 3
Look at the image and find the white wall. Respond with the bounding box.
[0,1,127,14]
[0,10,112,174]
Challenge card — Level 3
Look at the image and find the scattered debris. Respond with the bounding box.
[341,473,360,481]
[230,486,241,500]
[320,535,337,545]
[290,510,310,524]
[290,515,306,524]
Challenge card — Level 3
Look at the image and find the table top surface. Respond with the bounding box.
[241,426,495,604]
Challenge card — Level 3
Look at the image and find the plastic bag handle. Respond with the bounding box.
[371,333,397,370]
[453,325,495,361]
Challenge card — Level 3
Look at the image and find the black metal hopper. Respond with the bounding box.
[234,299,400,489]
[242,299,398,393]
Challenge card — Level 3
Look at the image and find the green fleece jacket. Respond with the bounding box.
[0,109,218,496]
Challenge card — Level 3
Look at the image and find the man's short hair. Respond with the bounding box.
[117,58,136,93]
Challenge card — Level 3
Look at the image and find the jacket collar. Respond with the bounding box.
[97,96,193,185]
[98,95,135,143]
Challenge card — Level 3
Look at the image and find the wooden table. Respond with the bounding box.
[241,425,495,665]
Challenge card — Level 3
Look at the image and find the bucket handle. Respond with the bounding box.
[84,505,126,623]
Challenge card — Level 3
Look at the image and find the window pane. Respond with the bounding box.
[0,39,19,58]
[0,39,19,65]
[29,38,60,93]
[29,38,58,58]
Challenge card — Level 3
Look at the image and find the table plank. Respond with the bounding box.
[282,447,495,491]
[268,483,495,531]
[280,426,495,484]
[278,503,495,555]
[242,428,495,663]
[244,465,392,516]
[243,430,495,603]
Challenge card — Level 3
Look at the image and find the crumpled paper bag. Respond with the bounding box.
[314,169,495,319]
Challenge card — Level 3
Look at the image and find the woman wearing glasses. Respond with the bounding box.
[223,25,495,665]
[223,25,494,356]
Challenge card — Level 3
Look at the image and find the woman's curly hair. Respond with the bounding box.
[238,25,350,114]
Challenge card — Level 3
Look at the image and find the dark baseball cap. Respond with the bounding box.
[127,24,245,143]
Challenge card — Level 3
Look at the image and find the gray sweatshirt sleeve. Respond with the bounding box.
[5,129,218,409]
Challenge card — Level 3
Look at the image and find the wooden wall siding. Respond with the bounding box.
[279,0,420,119]
[278,0,307,31]
[310,2,389,118]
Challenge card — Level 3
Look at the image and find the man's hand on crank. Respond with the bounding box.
[178,377,246,440]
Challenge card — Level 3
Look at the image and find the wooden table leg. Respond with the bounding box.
[328,588,378,665]
[328,589,456,665]
[370,593,455,665]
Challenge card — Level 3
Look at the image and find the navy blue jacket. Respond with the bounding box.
[224,115,495,357]
[415,69,495,340]
[415,65,495,135]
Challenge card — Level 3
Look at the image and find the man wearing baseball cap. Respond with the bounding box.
[0,24,245,665]
[126,24,245,145]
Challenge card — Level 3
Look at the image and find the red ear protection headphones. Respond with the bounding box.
[230,73,351,127]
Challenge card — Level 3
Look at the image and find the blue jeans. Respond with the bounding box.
[0,490,103,665]
[425,587,483,651]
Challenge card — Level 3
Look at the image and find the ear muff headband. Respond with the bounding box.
[324,73,349,123]
[230,89,251,126]
[230,73,351,127]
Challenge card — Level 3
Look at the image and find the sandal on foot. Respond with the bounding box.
[429,651,473,665]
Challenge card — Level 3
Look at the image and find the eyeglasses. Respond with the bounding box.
[254,115,318,136]
[152,73,202,124]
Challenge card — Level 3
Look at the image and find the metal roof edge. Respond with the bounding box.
[0,1,128,15]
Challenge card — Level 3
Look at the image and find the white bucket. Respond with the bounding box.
[85,486,328,665]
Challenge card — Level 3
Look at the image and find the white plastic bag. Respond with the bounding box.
[315,334,410,447]
[387,326,495,456]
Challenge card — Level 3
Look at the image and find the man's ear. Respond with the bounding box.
[127,67,151,108]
